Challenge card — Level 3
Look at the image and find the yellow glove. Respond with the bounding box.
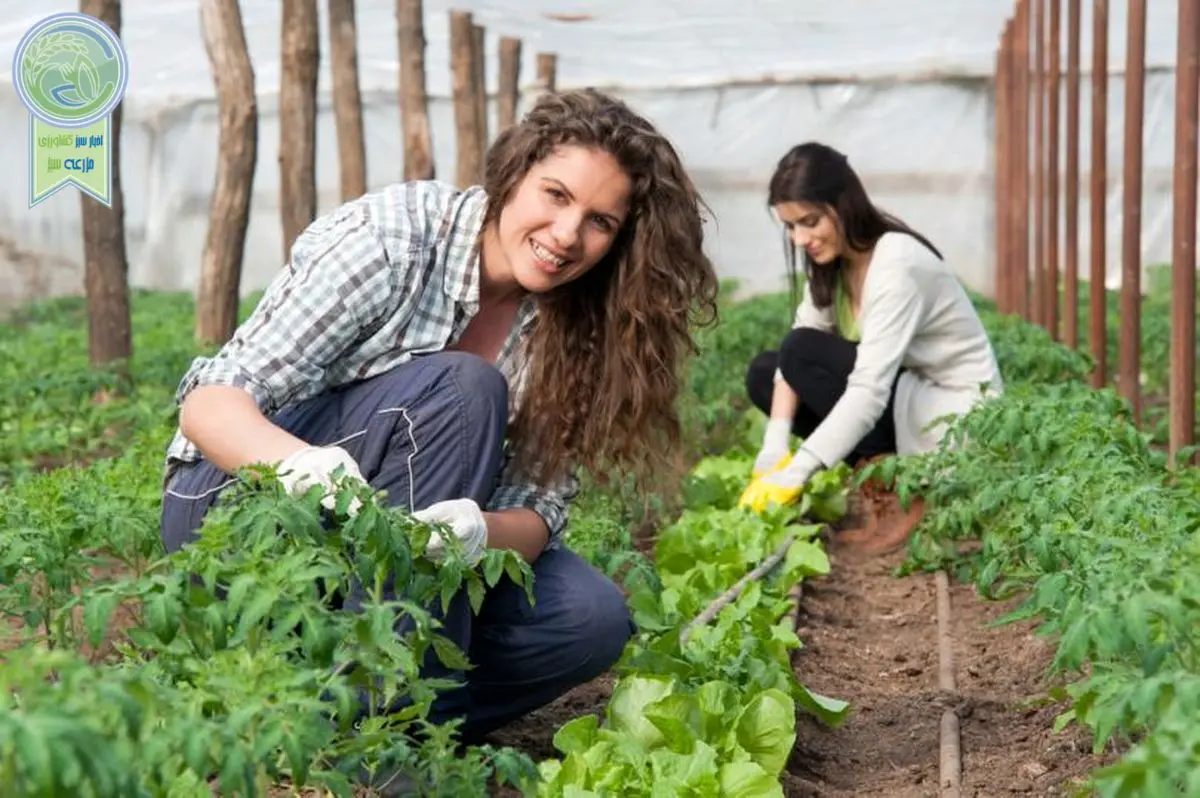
[738,449,824,514]
[738,476,803,513]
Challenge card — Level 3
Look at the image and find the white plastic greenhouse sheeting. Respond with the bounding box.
[0,0,1189,315]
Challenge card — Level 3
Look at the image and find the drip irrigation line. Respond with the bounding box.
[679,532,797,646]
[936,569,963,797]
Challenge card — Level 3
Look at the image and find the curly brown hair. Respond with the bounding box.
[482,88,720,489]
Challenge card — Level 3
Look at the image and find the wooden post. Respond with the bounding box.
[1032,0,1046,328]
[196,0,258,346]
[79,0,132,373]
[995,24,1011,313]
[327,0,367,200]
[1119,0,1146,419]
[1064,0,1081,348]
[1015,0,1032,320]
[280,0,320,261]
[1046,0,1061,339]
[1170,0,1199,462]
[1089,0,1109,389]
[450,10,483,188]
[497,36,522,130]
[472,22,488,162]
[397,0,434,181]
[537,52,557,94]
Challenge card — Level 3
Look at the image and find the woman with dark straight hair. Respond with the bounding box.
[740,142,1003,512]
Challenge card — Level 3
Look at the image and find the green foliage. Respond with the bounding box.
[5,269,1196,796]
[1,471,540,797]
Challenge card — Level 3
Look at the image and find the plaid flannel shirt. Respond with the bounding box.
[165,180,578,549]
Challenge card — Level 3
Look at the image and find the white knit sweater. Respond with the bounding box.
[790,231,1004,466]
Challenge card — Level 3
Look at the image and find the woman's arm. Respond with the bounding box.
[175,204,399,474]
[768,375,800,422]
[482,508,550,563]
[179,385,310,474]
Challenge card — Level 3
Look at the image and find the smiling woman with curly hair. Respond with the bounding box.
[158,88,719,750]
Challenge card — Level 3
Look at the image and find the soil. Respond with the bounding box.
[784,537,1111,797]
[488,482,1117,797]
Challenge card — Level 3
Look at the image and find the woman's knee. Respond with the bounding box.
[778,326,855,377]
[558,569,635,677]
[433,351,509,431]
[351,352,509,508]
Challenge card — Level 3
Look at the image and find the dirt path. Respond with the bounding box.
[785,535,1112,797]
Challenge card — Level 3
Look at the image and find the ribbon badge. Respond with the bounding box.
[12,12,129,207]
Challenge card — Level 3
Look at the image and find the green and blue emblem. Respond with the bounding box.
[12,12,129,207]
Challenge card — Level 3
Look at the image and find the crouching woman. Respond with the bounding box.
[160,88,719,743]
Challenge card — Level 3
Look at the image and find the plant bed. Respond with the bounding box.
[787,522,1111,797]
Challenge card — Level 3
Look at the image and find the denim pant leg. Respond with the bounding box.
[160,351,510,552]
[447,547,636,743]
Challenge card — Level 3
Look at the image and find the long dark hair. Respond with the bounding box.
[767,142,942,310]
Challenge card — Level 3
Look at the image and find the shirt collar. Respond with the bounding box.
[443,186,488,307]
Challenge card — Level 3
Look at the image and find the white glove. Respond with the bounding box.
[277,445,366,515]
[411,498,489,567]
[760,448,823,490]
[753,418,793,476]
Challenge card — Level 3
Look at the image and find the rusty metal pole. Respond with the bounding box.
[1119,0,1146,420]
[1089,0,1109,389]
[1033,0,1047,328]
[1046,0,1061,339]
[1064,0,1081,348]
[1170,0,1199,463]
[1016,0,1032,320]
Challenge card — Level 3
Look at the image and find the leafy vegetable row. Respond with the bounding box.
[531,444,853,797]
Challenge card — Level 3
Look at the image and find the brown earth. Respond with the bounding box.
[782,491,1115,798]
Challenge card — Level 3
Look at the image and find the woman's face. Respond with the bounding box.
[774,200,844,266]
[490,144,632,294]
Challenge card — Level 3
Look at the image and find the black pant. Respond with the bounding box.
[745,327,899,466]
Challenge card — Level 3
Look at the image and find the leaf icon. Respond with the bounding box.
[49,84,85,107]
[76,56,100,103]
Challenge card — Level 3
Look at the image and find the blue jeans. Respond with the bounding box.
[160,352,635,741]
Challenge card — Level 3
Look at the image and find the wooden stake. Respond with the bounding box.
[196,0,258,346]
[472,22,488,161]
[1064,0,1081,348]
[450,10,482,188]
[79,0,132,372]
[1046,0,1061,339]
[1169,0,1199,463]
[1089,0,1109,389]
[536,52,557,94]
[1119,0,1147,420]
[327,0,367,200]
[280,0,320,261]
[497,36,522,130]
[397,0,434,181]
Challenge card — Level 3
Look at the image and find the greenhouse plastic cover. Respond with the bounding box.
[0,0,1188,314]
